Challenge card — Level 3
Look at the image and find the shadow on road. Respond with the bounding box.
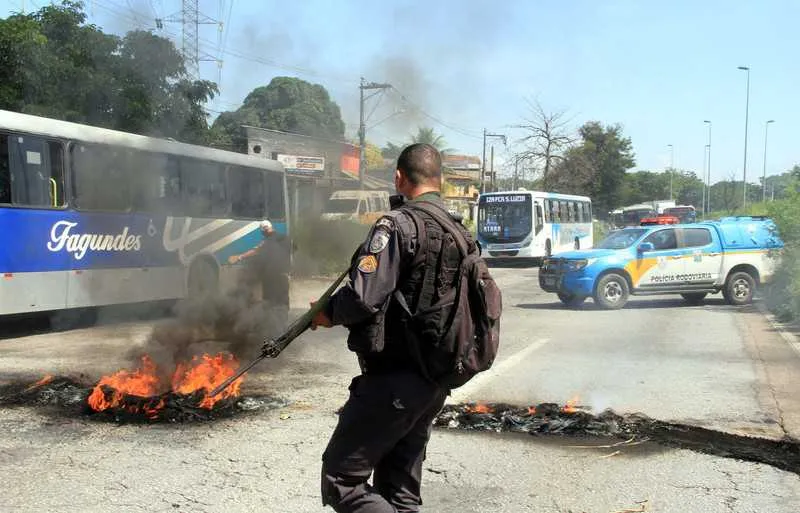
[486,260,540,270]
[516,297,741,312]
[0,301,175,341]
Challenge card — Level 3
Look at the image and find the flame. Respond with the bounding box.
[562,396,580,414]
[466,402,494,414]
[25,374,54,391]
[527,406,537,415]
[87,352,242,416]
[172,353,243,408]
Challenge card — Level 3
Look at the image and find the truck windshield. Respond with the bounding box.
[325,198,359,214]
[478,195,532,243]
[596,228,648,249]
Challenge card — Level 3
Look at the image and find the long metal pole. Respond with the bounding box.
[701,145,707,216]
[738,67,750,209]
[762,120,774,203]
[481,129,487,194]
[707,126,712,213]
[358,77,366,190]
[667,144,674,200]
[489,145,495,192]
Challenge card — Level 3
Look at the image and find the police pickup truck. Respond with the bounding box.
[539,216,784,309]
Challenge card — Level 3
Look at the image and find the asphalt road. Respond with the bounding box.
[1,267,799,512]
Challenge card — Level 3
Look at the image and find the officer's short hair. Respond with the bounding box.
[397,143,442,186]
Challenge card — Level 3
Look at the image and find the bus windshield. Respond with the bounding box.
[596,228,648,249]
[478,195,532,243]
[623,208,655,226]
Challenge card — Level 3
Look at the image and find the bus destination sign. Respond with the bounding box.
[482,195,528,203]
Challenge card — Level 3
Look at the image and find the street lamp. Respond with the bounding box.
[667,144,674,200]
[703,120,712,214]
[762,119,775,203]
[737,66,750,209]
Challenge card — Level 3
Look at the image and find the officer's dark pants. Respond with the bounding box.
[321,371,448,513]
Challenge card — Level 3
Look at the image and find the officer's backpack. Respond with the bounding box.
[394,201,502,389]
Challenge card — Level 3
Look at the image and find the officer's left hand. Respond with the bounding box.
[310,302,333,330]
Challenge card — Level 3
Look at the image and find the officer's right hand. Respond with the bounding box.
[310,301,333,330]
[228,255,240,264]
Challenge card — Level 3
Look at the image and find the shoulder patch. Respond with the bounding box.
[357,255,378,274]
[375,216,395,231]
[368,228,391,253]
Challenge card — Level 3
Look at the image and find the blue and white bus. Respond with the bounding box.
[0,110,288,316]
[476,190,593,263]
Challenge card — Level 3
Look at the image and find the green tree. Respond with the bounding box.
[0,2,217,144]
[210,76,345,149]
[550,121,635,216]
[409,126,454,154]
[364,142,384,170]
[381,141,403,160]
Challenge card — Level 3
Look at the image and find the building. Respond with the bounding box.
[243,126,391,223]
[442,154,482,221]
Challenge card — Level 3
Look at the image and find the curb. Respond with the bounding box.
[757,303,800,359]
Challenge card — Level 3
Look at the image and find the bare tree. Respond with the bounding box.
[514,100,574,189]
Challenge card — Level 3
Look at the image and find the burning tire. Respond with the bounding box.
[594,273,629,310]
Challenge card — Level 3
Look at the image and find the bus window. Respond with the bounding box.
[535,203,544,235]
[1,134,64,207]
[71,144,131,211]
[265,172,285,220]
[131,153,180,213]
[180,158,228,217]
[552,201,560,222]
[567,201,576,223]
[230,166,265,219]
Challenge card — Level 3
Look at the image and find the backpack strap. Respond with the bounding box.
[397,206,441,313]
[404,201,471,258]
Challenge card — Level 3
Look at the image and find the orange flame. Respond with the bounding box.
[562,396,580,414]
[466,402,494,414]
[527,406,537,415]
[87,352,242,416]
[25,374,54,391]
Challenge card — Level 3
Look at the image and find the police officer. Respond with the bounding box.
[311,143,456,513]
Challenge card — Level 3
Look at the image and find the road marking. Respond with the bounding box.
[447,338,550,404]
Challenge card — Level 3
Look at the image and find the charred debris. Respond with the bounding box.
[436,402,800,475]
[0,375,284,424]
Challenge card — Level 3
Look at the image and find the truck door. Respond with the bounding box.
[678,227,721,285]
[632,227,684,289]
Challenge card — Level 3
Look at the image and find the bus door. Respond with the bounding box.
[532,199,545,248]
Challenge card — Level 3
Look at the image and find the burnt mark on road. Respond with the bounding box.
[436,403,800,475]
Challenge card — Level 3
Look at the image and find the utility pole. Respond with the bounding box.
[481,130,506,194]
[704,120,712,214]
[489,146,495,192]
[358,78,391,189]
[513,158,519,190]
[737,66,751,209]
[667,144,674,200]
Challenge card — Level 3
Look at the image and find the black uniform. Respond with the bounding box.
[321,192,450,513]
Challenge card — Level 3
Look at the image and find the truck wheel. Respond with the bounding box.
[725,271,755,306]
[558,292,585,307]
[188,258,219,298]
[594,273,629,310]
[681,293,707,305]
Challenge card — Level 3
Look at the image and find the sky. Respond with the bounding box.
[3,0,799,184]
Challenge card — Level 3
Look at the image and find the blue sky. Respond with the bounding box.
[3,0,798,184]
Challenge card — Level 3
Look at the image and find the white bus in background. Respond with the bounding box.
[476,190,593,264]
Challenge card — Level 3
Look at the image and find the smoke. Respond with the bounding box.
[125,254,289,377]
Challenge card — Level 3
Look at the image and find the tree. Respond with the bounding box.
[0,2,217,144]
[364,142,384,170]
[409,126,454,154]
[381,142,403,160]
[514,100,573,189]
[210,76,345,149]
[550,121,635,216]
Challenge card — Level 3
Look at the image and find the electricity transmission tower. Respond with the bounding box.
[157,1,223,80]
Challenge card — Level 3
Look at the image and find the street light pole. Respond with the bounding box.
[762,119,774,203]
[704,120,712,214]
[737,66,750,209]
[667,144,674,200]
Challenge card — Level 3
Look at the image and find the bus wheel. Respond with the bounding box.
[188,259,219,298]
[574,237,580,250]
[594,273,629,310]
